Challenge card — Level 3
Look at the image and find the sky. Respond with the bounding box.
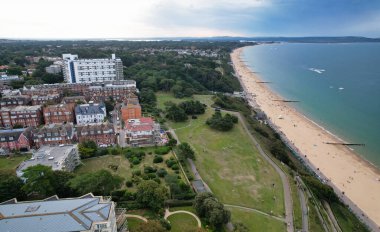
[1,0,380,39]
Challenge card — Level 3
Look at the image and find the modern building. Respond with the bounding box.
[125,117,161,147]
[0,193,123,232]
[16,144,80,177]
[0,75,22,86]
[76,122,116,147]
[63,53,123,83]
[45,64,62,74]
[32,123,75,148]
[43,103,75,124]
[75,102,106,125]
[0,128,32,153]
[121,98,141,122]
[0,105,42,128]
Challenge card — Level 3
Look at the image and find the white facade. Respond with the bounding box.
[75,103,107,125]
[63,54,123,83]
[45,64,62,74]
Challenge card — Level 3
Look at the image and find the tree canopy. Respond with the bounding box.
[206,111,238,131]
[177,142,196,160]
[69,170,123,196]
[136,180,169,212]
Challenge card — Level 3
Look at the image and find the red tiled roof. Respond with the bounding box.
[126,124,153,132]
[139,117,154,123]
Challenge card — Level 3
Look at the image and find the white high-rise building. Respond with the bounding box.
[63,53,123,83]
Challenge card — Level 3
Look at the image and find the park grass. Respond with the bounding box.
[227,207,286,232]
[170,206,196,214]
[162,94,285,217]
[288,174,303,231]
[308,203,325,232]
[75,148,186,189]
[330,202,370,232]
[127,217,146,232]
[156,92,192,110]
[167,213,198,232]
[0,155,30,172]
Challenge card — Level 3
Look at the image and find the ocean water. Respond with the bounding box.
[242,43,380,168]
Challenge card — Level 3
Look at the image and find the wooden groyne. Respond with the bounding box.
[272,100,300,103]
[256,81,272,83]
[325,142,365,146]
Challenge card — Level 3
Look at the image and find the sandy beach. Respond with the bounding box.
[231,47,380,227]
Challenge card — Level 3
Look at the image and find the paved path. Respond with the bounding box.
[323,201,342,232]
[164,209,201,228]
[224,204,286,222]
[231,111,294,232]
[125,214,148,222]
[297,187,309,232]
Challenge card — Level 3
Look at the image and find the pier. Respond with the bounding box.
[325,142,365,146]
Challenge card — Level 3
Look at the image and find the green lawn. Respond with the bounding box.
[162,94,285,217]
[308,203,325,232]
[156,92,192,110]
[75,148,186,189]
[167,213,198,232]
[127,217,146,231]
[0,155,30,172]
[228,207,286,232]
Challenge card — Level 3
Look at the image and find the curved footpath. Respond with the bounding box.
[164,209,202,228]
[125,214,148,222]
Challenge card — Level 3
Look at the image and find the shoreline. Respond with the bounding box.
[231,46,380,228]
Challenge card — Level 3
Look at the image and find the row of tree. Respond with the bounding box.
[206,111,238,131]
[165,100,206,122]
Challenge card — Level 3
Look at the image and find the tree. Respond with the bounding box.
[194,192,231,228]
[69,170,123,196]
[206,112,237,131]
[0,171,25,202]
[134,221,167,232]
[136,180,168,212]
[177,142,195,160]
[140,88,157,109]
[233,223,249,232]
[167,138,177,147]
[22,165,56,198]
[52,171,76,198]
[165,104,187,122]
[78,140,98,159]
[178,100,206,115]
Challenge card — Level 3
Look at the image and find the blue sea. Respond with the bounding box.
[242,43,380,168]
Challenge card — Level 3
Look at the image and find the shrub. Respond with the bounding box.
[166,159,176,168]
[132,170,141,176]
[126,181,133,187]
[153,177,161,184]
[144,166,157,174]
[171,164,179,170]
[153,156,164,163]
[156,168,168,177]
[154,146,171,155]
[148,173,157,179]
[132,157,140,165]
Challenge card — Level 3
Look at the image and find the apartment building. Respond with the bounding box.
[75,102,106,125]
[0,193,121,232]
[125,117,161,147]
[86,81,137,102]
[45,64,62,74]
[0,105,42,128]
[63,53,123,83]
[61,95,87,104]
[16,144,80,177]
[76,122,116,147]
[43,103,75,124]
[0,128,32,153]
[32,123,75,148]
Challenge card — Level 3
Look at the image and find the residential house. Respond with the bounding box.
[125,117,161,147]
[32,123,75,148]
[0,95,31,108]
[0,128,32,153]
[61,95,87,104]
[43,103,75,124]
[0,105,42,128]
[75,102,106,125]
[16,144,80,177]
[0,193,124,232]
[76,122,115,147]
[31,94,61,105]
